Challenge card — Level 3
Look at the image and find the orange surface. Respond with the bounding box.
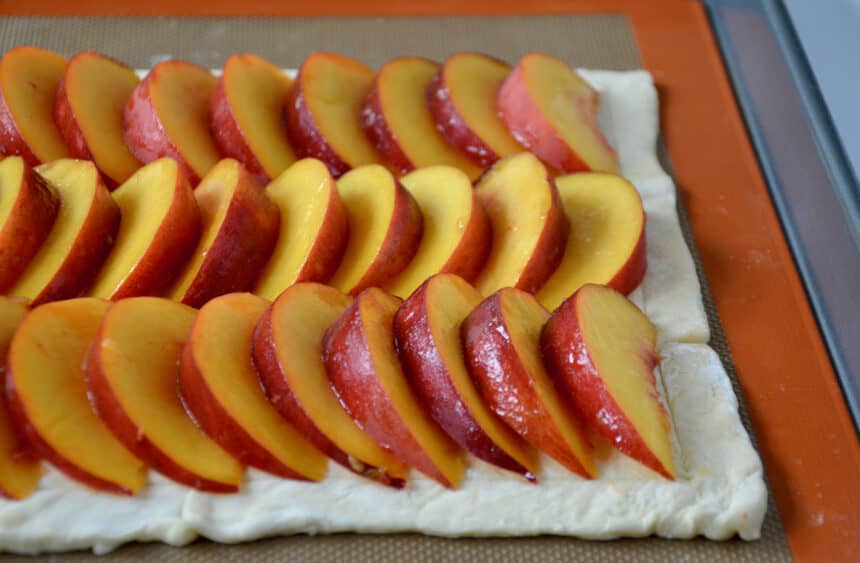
[6,1,860,561]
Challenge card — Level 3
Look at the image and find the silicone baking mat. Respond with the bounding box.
[0,14,792,562]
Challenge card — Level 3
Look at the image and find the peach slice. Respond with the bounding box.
[328,165,423,295]
[5,298,146,494]
[473,152,569,295]
[394,274,538,479]
[0,156,59,293]
[123,60,220,184]
[11,159,120,305]
[498,53,619,173]
[0,297,41,500]
[537,173,647,310]
[462,288,595,478]
[254,158,348,300]
[385,166,490,298]
[541,284,675,479]
[53,51,142,187]
[323,287,465,488]
[179,292,327,481]
[210,54,297,182]
[166,159,280,308]
[253,283,409,486]
[361,57,482,179]
[426,52,524,168]
[88,158,201,300]
[285,52,384,177]
[86,297,244,492]
[0,46,70,165]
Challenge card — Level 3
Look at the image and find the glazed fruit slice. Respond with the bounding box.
[385,165,490,298]
[210,53,297,182]
[394,274,539,479]
[537,173,646,310]
[5,298,147,494]
[0,297,41,500]
[53,51,142,186]
[180,292,327,481]
[285,52,384,177]
[0,156,59,293]
[361,57,481,179]
[253,282,409,486]
[123,60,220,184]
[324,287,465,488]
[86,297,244,492]
[166,159,280,308]
[541,284,675,479]
[426,52,524,168]
[11,159,120,305]
[0,46,70,165]
[462,288,596,478]
[88,158,201,300]
[328,165,423,295]
[254,158,348,300]
[473,152,569,295]
[498,53,618,173]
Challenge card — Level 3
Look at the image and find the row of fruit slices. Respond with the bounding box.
[0,277,674,501]
[0,47,617,190]
[0,151,646,315]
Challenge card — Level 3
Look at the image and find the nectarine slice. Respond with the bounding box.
[254,158,348,299]
[361,57,482,179]
[53,51,142,186]
[210,54,297,182]
[537,173,646,310]
[285,52,384,177]
[0,156,59,292]
[0,297,41,500]
[88,158,201,300]
[394,274,539,479]
[541,284,675,479]
[328,165,423,295]
[385,166,491,298]
[462,288,596,478]
[123,60,219,184]
[5,298,146,494]
[498,53,618,173]
[473,152,569,295]
[180,292,327,481]
[427,52,524,167]
[324,288,465,488]
[86,297,244,492]
[0,46,70,165]
[11,159,120,305]
[166,159,280,308]
[253,283,409,485]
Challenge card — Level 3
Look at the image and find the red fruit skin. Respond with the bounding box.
[439,192,492,284]
[393,280,532,479]
[0,92,39,166]
[4,366,134,495]
[359,82,414,176]
[30,175,120,306]
[607,220,647,295]
[251,306,404,488]
[292,185,349,284]
[497,65,592,173]
[540,291,672,479]
[516,176,570,293]
[177,168,280,309]
[284,82,351,178]
[461,291,592,478]
[322,290,453,487]
[84,343,239,493]
[53,77,93,161]
[209,77,269,183]
[0,166,59,293]
[425,70,502,169]
[178,338,306,481]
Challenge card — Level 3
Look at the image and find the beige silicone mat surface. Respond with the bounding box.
[0,15,792,562]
